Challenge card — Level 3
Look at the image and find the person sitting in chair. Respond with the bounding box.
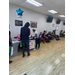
[55,30,60,40]
[60,30,64,37]
[47,31,54,41]
[42,31,50,43]
[39,32,46,44]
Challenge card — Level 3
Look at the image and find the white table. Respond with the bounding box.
[10,39,20,57]
[10,39,35,57]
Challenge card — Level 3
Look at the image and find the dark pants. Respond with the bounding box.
[9,53,11,57]
[9,44,11,60]
[60,34,64,37]
[22,40,30,56]
[9,53,11,61]
[35,38,40,49]
[48,37,52,40]
[40,38,45,44]
[56,35,60,40]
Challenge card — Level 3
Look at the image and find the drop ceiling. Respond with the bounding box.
[9,0,65,20]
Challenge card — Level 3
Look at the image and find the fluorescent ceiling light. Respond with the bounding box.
[59,15,65,17]
[48,10,58,14]
[26,0,43,7]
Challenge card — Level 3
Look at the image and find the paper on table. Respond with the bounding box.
[12,40,20,43]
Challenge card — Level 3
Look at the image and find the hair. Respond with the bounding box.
[32,29,36,32]
[44,31,46,33]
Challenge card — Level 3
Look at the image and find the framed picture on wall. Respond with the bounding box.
[15,20,23,26]
[30,21,37,28]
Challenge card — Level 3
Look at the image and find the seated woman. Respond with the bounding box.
[60,30,64,37]
[63,31,65,37]
[52,30,56,38]
[47,31,54,41]
[39,32,45,44]
[55,30,60,40]
[42,31,50,43]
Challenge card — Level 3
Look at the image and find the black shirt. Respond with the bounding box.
[42,33,45,38]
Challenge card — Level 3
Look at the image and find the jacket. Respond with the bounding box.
[20,22,30,41]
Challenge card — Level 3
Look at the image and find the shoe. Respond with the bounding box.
[56,39,58,41]
[9,61,12,64]
[27,54,30,56]
[43,42,45,44]
[56,39,60,41]
[37,48,39,50]
[24,74,27,75]
[23,54,25,57]
[34,49,36,50]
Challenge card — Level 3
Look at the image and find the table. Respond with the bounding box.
[10,39,20,57]
[10,39,35,57]
[29,40,35,49]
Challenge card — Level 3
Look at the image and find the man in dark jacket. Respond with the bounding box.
[20,22,30,57]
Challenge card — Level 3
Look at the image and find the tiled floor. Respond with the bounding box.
[9,37,65,75]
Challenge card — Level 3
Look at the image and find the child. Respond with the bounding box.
[32,29,40,50]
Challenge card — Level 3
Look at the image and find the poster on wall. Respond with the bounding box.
[30,21,37,28]
[29,40,35,49]
[15,20,23,26]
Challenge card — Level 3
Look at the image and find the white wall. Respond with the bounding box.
[9,3,65,38]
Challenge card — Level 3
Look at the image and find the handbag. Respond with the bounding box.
[20,41,23,47]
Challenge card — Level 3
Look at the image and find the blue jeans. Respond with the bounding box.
[22,40,30,56]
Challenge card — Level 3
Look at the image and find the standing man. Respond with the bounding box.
[9,31,13,64]
[20,22,30,57]
[32,29,40,50]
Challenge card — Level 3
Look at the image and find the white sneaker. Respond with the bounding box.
[34,49,36,50]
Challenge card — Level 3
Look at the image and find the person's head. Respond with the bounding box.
[48,31,51,34]
[32,29,36,32]
[40,32,42,34]
[25,22,30,28]
[44,31,46,34]
[61,30,63,32]
[54,30,56,32]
